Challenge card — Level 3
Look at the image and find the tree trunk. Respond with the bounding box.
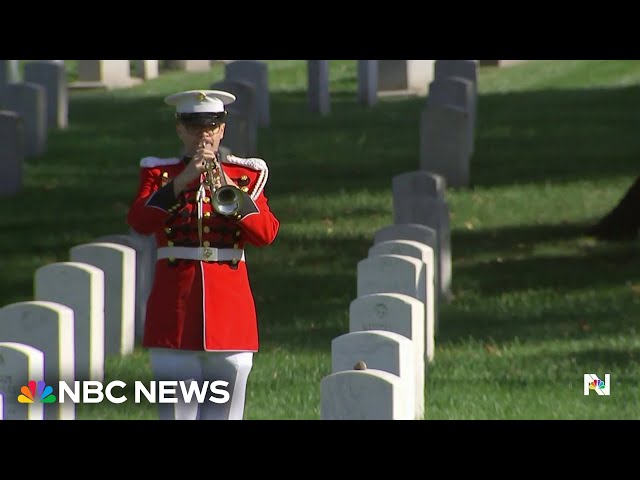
[588,175,640,240]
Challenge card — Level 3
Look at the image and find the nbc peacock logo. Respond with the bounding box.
[589,379,605,391]
[583,373,611,396]
[17,380,57,404]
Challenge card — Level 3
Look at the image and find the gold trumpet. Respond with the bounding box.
[204,150,244,217]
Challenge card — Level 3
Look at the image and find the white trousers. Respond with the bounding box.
[149,348,253,420]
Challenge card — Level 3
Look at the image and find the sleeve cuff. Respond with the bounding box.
[237,191,259,218]
[145,182,184,213]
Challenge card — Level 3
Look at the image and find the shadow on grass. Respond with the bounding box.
[433,218,640,345]
[451,222,640,296]
[452,221,593,259]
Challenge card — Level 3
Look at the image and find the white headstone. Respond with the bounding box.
[166,60,210,71]
[434,60,478,97]
[427,76,475,156]
[0,82,47,157]
[321,369,410,420]
[357,254,432,363]
[70,243,135,356]
[34,262,105,382]
[332,330,416,419]
[0,301,75,420]
[73,60,140,89]
[391,171,452,301]
[308,60,330,115]
[357,60,378,106]
[24,60,69,130]
[369,239,435,353]
[374,224,441,299]
[134,60,159,80]
[420,102,470,188]
[378,60,434,96]
[222,107,253,158]
[0,111,23,197]
[349,293,425,418]
[0,343,45,420]
[211,79,258,156]
[225,60,270,127]
[0,60,20,87]
[96,232,155,343]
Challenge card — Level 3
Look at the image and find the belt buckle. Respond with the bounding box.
[202,247,214,261]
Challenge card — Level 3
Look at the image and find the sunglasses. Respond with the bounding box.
[183,123,223,134]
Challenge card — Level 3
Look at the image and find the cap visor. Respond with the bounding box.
[178,113,226,126]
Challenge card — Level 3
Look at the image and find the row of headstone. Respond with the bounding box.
[304,60,479,190]
[321,219,440,419]
[306,60,431,114]
[392,170,452,304]
[0,60,69,197]
[69,61,143,90]
[324,64,476,418]
[68,60,228,90]
[71,60,270,90]
[0,241,137,420]
[420,60,479,188]
[321,150,459,419]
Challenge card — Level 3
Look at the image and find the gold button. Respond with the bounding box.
[203,241,210,247]
[204,212,211,218]
[241,186,249,193]
[165,227,172,234]
[204,226,211,233]
[167,241,174,247]
[233,243,239,249]
[232,257,239,265]
[235,230,241,237]
[168,257,175,262]
[241,175,248,181]
[203,197,210,204]
[162,172,169,178]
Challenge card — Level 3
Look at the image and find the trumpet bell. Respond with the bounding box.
[213,185,243,216]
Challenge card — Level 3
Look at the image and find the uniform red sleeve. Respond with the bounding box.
[238,189,280,247]
[127,168,186,235]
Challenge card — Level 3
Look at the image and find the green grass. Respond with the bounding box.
[2,60,640,419]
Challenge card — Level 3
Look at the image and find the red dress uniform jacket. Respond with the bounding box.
[127,154,280,352]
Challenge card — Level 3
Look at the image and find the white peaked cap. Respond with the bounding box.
[164,90,236,114]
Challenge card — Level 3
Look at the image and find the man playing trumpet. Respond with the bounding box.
[127,90,280,420]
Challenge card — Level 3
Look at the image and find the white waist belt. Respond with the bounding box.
[157,246,245,263]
